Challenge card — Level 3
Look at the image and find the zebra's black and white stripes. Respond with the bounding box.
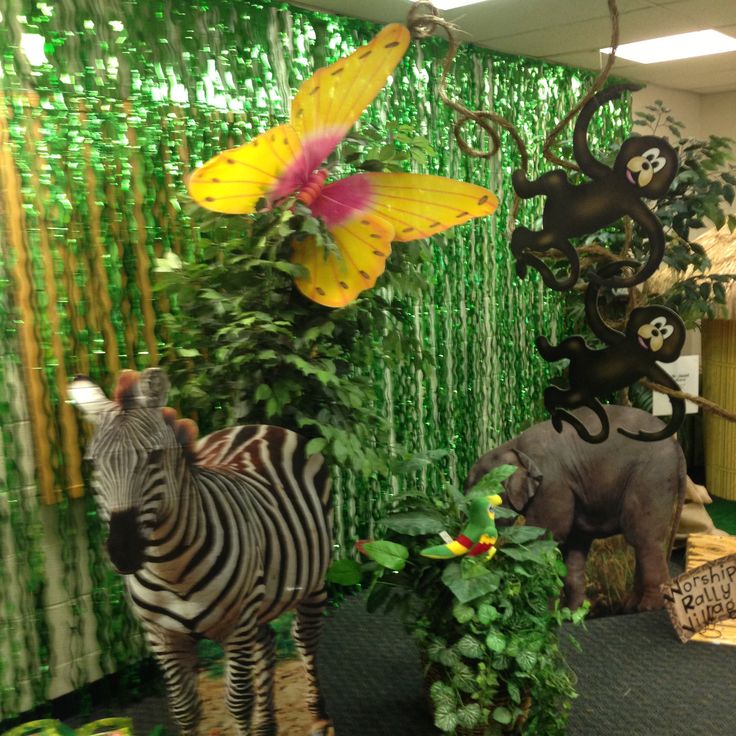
[69,368,334,736]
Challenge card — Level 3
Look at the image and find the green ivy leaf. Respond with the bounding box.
[455,634,484,659]
[442,562,500,603]
[492,706,513,725]
[516,649,537,672]
[382,510,446,536]
[325,559,362,586]
[452,602,475,624]
[438,646,461,668]
[361,540,409,571]
[426,638,446,663]
[434,705,458,733]
[477,603,499,625]
[430,681,457,708]
[485,629,506,654]
[457,703,484,729]
[507,681,522,705]
[451,662,477,693]
[306,437,327,455]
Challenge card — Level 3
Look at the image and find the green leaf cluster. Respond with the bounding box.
[156,128,435,485]
[331,469,583,735]
[336,123,436,173]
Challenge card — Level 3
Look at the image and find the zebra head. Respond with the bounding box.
[69,368,193,574]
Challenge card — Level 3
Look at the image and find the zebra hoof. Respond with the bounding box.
[309,720,335,736]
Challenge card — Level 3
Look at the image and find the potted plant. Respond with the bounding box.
[329,466,585,736]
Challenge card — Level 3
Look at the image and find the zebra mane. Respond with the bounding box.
[161,407,199,458]
[113,370,142,409]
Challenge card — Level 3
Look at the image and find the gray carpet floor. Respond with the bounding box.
[66,596,736,735]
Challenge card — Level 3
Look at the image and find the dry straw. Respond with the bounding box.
[647,226,736,319]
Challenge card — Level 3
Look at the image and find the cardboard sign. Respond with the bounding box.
[661,553,736,642]
[652,354,699,415]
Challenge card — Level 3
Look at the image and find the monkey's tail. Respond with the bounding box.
[574,82,642,140]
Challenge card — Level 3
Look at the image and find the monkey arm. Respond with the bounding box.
[617,365,685,442]
[573,83,641,180]
[536,334,585,362]
[512,169,567,198]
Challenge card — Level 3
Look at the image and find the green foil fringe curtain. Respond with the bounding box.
[0,0,629,717]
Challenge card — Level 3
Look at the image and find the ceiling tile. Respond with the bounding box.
[659,0,736,28]
[290,0,412,25]
[289,0,736,93]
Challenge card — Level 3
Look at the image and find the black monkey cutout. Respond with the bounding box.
[511,83,678,291]
[536,261,686,443]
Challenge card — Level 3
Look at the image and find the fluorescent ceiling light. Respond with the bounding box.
[433,0,488,10]
[602,29,736,64]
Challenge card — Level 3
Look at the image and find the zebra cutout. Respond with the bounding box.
[69,368,334,736]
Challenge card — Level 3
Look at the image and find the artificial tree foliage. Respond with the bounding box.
[333,467,583,736]
[157,126,436,483]
[636,103,736,324]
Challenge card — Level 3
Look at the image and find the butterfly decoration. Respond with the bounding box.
[187,24,499,307]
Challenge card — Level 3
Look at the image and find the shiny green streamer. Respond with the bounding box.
[0,324,51,714]
[0,0,629,716]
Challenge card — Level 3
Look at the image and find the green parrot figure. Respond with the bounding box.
[421,493,502,560]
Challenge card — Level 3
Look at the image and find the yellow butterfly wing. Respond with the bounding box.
[187,124,304,215]
[290,215,395,308]
[290,24,410,167]
[188,25,410,215]
[356,173,499,242]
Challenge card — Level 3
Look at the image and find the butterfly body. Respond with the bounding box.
[295,169,330,208]
[188,24,499,307]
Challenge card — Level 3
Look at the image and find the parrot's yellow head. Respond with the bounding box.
[484,494,503,521]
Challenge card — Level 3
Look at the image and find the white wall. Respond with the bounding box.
[632,84,702,138]
[701,92,736,140]
[633,84,736,142]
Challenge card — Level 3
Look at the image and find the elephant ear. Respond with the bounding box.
[504,450,543,512]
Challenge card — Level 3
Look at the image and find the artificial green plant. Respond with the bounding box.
[330,466,584,736]
[156,124,439,552]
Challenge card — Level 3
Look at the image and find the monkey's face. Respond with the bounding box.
[627,307,685,362]
[615,136,678,198]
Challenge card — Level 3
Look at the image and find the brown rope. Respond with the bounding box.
[406,1,736,427]
[543,0,620,172]
[641,379,736,423]
[406,1,528,171]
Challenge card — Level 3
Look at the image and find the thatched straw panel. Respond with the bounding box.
[647,227,736,319]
